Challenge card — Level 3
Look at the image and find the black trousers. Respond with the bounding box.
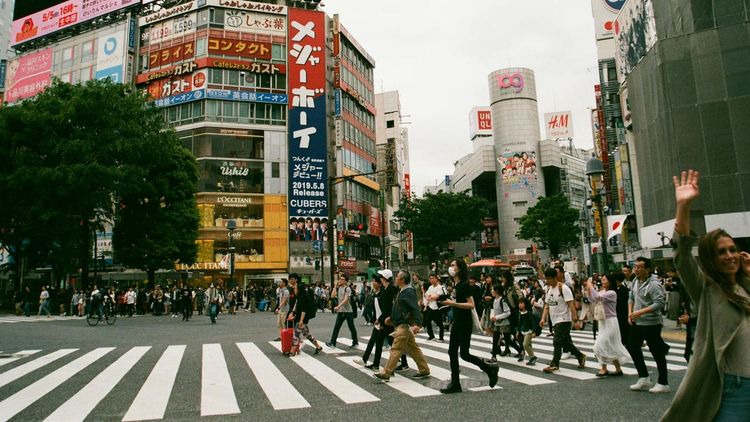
[368,325,406,368]
[551,322,583,366]
[424,308,444,340]
[627,324,669,385]
[449,321,490,383]
[493,329,521,356]
[182,299,191,320]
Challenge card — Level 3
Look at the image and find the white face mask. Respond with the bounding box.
[448,267,457,277]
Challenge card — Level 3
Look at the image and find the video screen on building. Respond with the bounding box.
[13,0,67,21]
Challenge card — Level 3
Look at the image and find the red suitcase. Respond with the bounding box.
[281,324,294,354]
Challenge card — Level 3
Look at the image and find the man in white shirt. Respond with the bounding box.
[125,287,136,317]
[540,268,586,373]
[423,274,446,341]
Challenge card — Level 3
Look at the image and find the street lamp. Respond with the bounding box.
[227,219,237,289]
[585,155,610,274]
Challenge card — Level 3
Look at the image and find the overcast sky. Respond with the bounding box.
[321,0,601,194]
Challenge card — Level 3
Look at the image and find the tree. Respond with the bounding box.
[517,194,580,259]
[0,79,198,289]
[394,191,490,263]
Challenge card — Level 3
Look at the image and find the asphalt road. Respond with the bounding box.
[0,309,684,421]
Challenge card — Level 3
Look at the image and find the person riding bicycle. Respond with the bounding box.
[90,285,105,319]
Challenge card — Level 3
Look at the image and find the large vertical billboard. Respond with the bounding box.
[591,0,626,41]
[614,0,657,81]
[3,48,53,104]
[11,0,139,47]
[95,30,126,82]
[288,8,328,224]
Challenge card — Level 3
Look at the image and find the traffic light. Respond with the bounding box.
[357,223,368,232]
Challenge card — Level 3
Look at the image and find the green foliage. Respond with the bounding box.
[0,79,198,287]
[394,191,490,261]
[517,194,580,258]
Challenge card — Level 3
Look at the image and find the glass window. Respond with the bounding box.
[226,69,239,86]
[272,162,280,178]
[62,46,74,68]
[210,68,222,84]
[271,44,285,60]
[209,8,224,25]
[206,100,218,116]
[81,40,95,62]
[196,38,207,55]
[79,66,91,82]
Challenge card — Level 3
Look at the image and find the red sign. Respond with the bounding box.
[403,174,411,199]
[338,259,357,270]
[147,69,206,99]
[149,41,195,69]
[208,37,271,60]
[368,206,381,237]
[477,110,492,130]
[137,57,284,84]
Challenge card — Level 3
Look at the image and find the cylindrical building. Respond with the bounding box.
[488,68,546,255]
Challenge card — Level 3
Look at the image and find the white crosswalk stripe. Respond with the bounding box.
[0,330,688,419]
[201,344,240,416]
[0,315,76,324]
[0,350,41,368]
[123,345,185,422]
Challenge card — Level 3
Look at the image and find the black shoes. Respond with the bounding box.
[395,363,409,371]
[487,365,499,388]
[440,382,463,394]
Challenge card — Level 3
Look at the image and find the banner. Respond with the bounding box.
[607,214,629,240]
[11,0,139,47]
[288,8,328,221]
[3,48,53,104]
[95,30,126,82]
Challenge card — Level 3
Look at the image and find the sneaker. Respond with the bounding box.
[482,356,498,364]
[373,373,390,382]
[561,352,572,360]
[411,372,430,380]
[349,344,359,349]
[543,365,559,374]
[527,356,537,366]
[577,354,587,369]
[440,382,462,394]
[325,342,335,348]
[395,363,409,371]
[353,358,366,366]
[364,364,377,371]
[630,377,651,391]
[487,365,499,388]
[649,384,671,394]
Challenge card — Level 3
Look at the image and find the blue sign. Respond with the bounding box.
[128,16,136,50]
[603,0,626,12]
[153,89,205,107]
[334,89,341,116]
[288,93,328,218]
[206,89,287,105]
[312,240,324,253]
[0,60,5,90]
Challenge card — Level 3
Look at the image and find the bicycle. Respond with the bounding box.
[87,297,117,326]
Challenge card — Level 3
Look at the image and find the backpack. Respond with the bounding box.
[305,287,317,320]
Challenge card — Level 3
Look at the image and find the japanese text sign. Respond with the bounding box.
[4,48,52,104]
[288,8,328,220]
[149,41,195,69]
[12,0,138,47]
[208,37,272,60]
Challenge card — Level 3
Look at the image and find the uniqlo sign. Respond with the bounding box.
[288,8,328,220]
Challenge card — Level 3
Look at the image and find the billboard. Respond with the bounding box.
[591,0,626,41]
[614,0,657,81]
[497,151,539,191]
[148,41,195,69]
[468,106,492,139]
[288,8,328,222]
[4,48,53,104]
[11,0,139,47]
[140,12,197,45]
[481,219,499,249]
[224,10,286,35]
[208,37,272,60]
[95,30,126,82]
[147,69,207,99]
[544,111,574,139]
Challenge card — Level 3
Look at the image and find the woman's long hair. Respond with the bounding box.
[454,259,469,283]
[698,229,750,315]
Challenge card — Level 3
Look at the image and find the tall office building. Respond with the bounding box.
[487,68,546,255]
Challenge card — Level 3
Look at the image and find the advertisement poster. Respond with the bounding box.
[614,0,657,80]
[481,219,499,249]
[224,10,286,35]
[95,30,126,82]
[287,8,328,222]
[544,111,573,140]
[497,151,539,192]
[12,0,138,47]
[591,0,627,41]
[468,106,492,139]
[3,48,53,104]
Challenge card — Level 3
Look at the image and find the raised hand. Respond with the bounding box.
[673,170,700,206]
[740,251,750,276]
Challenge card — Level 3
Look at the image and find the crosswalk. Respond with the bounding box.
[0,315,77,324]
[0,330,687,420]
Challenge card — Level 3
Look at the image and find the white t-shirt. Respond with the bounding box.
[545,283,574,326]
[425,284,446,310]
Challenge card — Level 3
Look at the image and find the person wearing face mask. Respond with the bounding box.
[440,259,499,393]
[662,171,750,421]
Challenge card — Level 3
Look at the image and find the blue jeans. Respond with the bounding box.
[329,312,357,346]
[715,374,750,421]
[208,303,218,323]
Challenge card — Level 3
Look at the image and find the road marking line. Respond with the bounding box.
[0,350,42,368]
[201,344,240,416]
[0,347,114,421]
[337,355,440,397]
[269,341,380,404]
[45,346,150,422]
[236,342,310,410]
[0,349,78,388]
[122,345,185,422]
[569,330,686,350]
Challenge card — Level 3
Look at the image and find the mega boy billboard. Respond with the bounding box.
[288,8,328,223]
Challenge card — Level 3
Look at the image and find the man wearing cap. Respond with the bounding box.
[374,270,430,381]
[373,269,408,370]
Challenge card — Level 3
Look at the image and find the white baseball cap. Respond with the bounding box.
[377,269,393,280]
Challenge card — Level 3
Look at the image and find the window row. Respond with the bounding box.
[138,38,285,72]
[56,66,95,84]
[341,92,375,132]
[207,68,286,90]
[342,120,376,157]
[53,40,96,71]
[181,132,264,160]
[341,67,374,105]
[198,159,264,194]
[344,180,378,207]
[162,100,286,126]
[341,40,374,83]
[343,149,376,184]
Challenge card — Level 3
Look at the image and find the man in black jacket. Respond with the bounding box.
[374,270,430,381]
